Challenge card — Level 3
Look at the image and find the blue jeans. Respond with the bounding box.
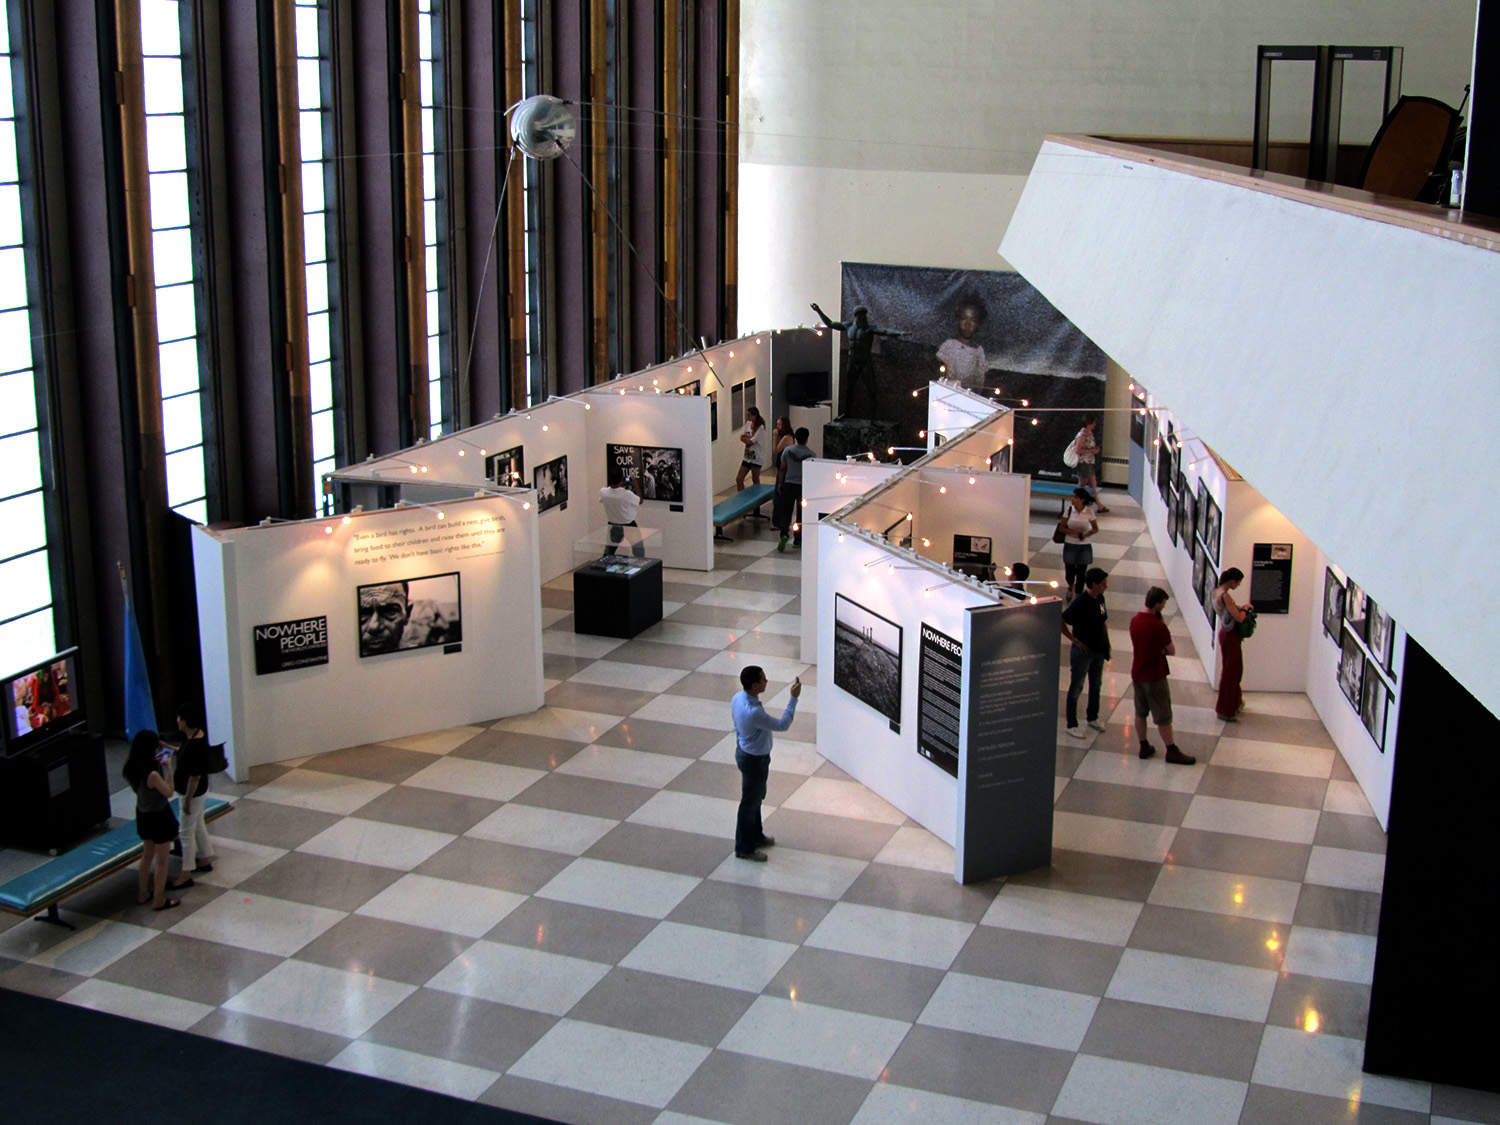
[735,749,770,854]
[1067,645,1105,727]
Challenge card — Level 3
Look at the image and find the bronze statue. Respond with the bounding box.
[811,303,905,420]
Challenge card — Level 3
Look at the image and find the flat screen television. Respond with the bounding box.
[3,648,86,756]
[786,370,831,407]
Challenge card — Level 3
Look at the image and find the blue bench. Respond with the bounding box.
[1030,479,1077,499]
[712,483,776,541]
[0,796,234,929]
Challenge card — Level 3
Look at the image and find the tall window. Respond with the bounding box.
[417,0,447,436]
[139,0,207,522]
[0,5,58,666]
[517,0,543,405]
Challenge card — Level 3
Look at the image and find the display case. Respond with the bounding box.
[572,525,661,569]
[572,553,665,638]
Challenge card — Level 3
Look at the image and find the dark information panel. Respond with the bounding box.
[956,599,1060,883]
[916,623,962,778]
[253,616,329,675]
[1251,543,1293,614]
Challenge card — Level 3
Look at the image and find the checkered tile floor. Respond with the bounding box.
[3,493,1497,1124]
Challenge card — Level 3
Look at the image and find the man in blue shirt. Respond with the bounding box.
[731,665,802,861]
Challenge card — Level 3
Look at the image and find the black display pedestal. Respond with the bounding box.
[0,731,112,853]
[573,556,664,639]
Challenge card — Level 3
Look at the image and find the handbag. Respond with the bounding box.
[1052,509,1069,544]
[1236,608,1258,639]
[1062,434,1080,469]
[205,742,229,774]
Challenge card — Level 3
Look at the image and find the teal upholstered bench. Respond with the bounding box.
[1030,480,1078,500]
[712,483,776,541]
[0,796,233,929]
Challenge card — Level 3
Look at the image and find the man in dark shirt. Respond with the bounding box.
[1128,586,1197,765]
[1060,567,1110,739]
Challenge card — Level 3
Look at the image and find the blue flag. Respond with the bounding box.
[122,569,157,739]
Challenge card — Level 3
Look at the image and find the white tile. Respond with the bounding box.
[1166,703,1232,735]
[632,695,733,731]
[245,769,392,816]
[1099,559,1169,581]
[467,803,617,856]
[540,606,572,628]
[919,972,1098,1051]
[193,837,286,889]
[806,902,973,971]
[720,995,910,1080]
[748,612,803,636]
[541,631,626,658]
[981,884,1143,946]
[402,756,545,801]
[873,826,955,874]
[620,921,798,993]
[536,857,700,919]
[1148,865,1302,924]
[1323,779,1378,817]
[763,682,817,714]
[170,891,345,957]
[569,660,689,693]
[355,873,527,938]
[1054,775,1070,802]
[379,725,486,755]
[1282,926,1377,984]
[22,920,158,977]
[1053,1054,1247,1125]
[1251,1025,1430,1112]
[62,978,215,1031]
[329,1040,500,1100]
[780,777,906,825]
[691,586,794,612]
[661,599,687,618]
[660,567,731,587]
[1303,846,1385,893]
[1106,948,1278,1022]
[1053,811,1177,862]
[629,790,743,838]
[223,958,414,1037]
[296,817,455,871]
[765,736,826,776]
[635,620,744,649]
[490,706,620,744]
[1210,737,1334,779]
[697,650,808,683]
[851,1084,1046,1125]
[109,786,136,820]
[1070,748,1203,793]
[510,1019,710,1108]
[1240,692,1319,720]
[1180,795,1320,845]
[708,846,868,901]
[426,939,609,1015]
[555,743,692,788]
[742,556,803,577]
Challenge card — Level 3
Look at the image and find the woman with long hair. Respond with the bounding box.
[1060,487,1099,597]
[123,729,183,911]
[736,406,767,491]
[1212,567,1253,721]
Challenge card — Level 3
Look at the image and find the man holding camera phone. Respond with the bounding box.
[730,666,802,861]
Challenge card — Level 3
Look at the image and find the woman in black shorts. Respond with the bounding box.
[124,730,182,911]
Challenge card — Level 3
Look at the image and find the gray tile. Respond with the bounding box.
[237,852,402,912]
[363,986,557,1072]
[1265,971,1371,1039]
[1055,779,1194,826]
[1231,713,1337,748]
[354,785,502,835]
[596,717,727,759]
[213,797,341,850]
[510,772,655,820]
[543,652,594,680]
[667,1049,870,1125]
[883,1024,1074,1113]
[1238,1084,1427,1125]
[951,925,1122,996]
[454,728,587,771]
[543,613,575,632]
[663,580,713,603]
[1330,750,1357,782]
[300,743,438,784]
[246,762,294,786]
[1293,883,1382,935]
[1195,764,1327,809]
[295,914,473,985]
[759,808,901,862]
[1127,904,1287,971]
[484,896,656,964]
[667,879,833,944]
[1055,745,1089,778]
[1078,997,1263,1081]
[1314,811,1388,854]
[668,760,804,807]
[600,638,719,671]
[726,628,803,655]
[666,604,770,629]
[541,586,573,609]
[415,836,574,894]
[814,759,855,781]
[570,965,757,1047]
[545,680,658,716]
[721,572,802,596]
[0,958,90,1000]
[480,1074,658,1125]
[191,1007,351,1065]
[665,670,746,702]
[585,822,729,878]
[1433,1084,1500,1124]
[840,863,1000,924]
[1007,848,1162,902]
[766,945,943,1022]
[95,932,281,1006]
[62,872,227,930]
[1166,828,1311,882]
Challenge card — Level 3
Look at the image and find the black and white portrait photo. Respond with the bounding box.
[1322,568,1346,640]
[1201,494,1222,567]
[357,572,462,658]
[1344,580,1369,643]
[988,446,1011,473]
[534,455,569,513]
[1366,601,1394,674]
[1338,627,1365,709]
[833,594,903,728]
[607,444,684,504]
[1361,666,1389,749]
[485,445,525,488]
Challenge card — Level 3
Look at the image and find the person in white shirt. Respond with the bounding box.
[936,294,988,388]
[736,407,767,491]
[599,468,645,557]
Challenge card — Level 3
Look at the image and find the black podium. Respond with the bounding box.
[573,556,664,639]
[0,731,112,853]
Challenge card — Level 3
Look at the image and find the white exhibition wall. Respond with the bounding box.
[770,327,835,459]
[192,493,543,778]
[913,468,1030,578]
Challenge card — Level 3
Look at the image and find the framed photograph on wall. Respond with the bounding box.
[1184,489,1199,552]
[1166,488,1180,547]
[1202,495,1222,567]
[731,382,745,430]
[1367,602,1394,673]
[1338,626,1364,709]
[1344,580,1369,642]
[676,380,701,397]
[1361,664,1390,751]
[607,444,684,504]
[1198,553,1217,625]
[833,593,903,731]
[357,572,462,658]
[485,445,524,488]
[988,446,1011,473]
[1156,444,1172,505]
[1322,568,1346,640]
[1191,548,1208,610]
[534,455,569,513]
[708,391,718,442]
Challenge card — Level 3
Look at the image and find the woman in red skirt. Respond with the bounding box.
[1212,568,1252,722]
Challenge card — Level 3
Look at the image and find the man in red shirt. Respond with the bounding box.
[1129,586,1196,765]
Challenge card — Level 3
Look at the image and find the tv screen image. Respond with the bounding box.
[357,573,462,658]
[4,649,85,755]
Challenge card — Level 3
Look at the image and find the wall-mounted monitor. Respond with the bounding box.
[786,370,831,406]
[3,648,85,756]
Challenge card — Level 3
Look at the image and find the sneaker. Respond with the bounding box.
[758,835,776,848]
[1165,745,1197,766]
[777,535,788,553]
[1067,726,1088,740]
[1087,720,1106,732]
[735,850,768,862]
[1139,743,1156,760]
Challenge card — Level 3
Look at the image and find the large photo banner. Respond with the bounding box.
[836,263,1106,480]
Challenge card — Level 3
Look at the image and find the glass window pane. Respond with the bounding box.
[304,262,328,313]
[296,59,321,110]
[300,161,324,215]
[148,171,190,230]
[426,288,438,325]
[418,19,432,62]
[164,445,204,508]
[313,456,335,483]
[299,109,321,162]
[311,408,334,461]
[174,498,207,524]
[0,309,33,374]
[139,0,182,57]
[307,310,329,364]
[145,114,186,172]
[0,247,26,310]
[0,608,56,671]
[421,108,434,154]
[423,154,435,196]
[158,338,199,398]
[424,199,436,241]
[294,8,319,55]
[309,361,332,412]
[0,57,13,120]
[0,124,17,185]
[151,227,193,286]
[0,369,38,437]
[0,431,43,498]
[141,57,183,115]
[426,334,440,374]
[425,245,438,284]
[0,492,46,561]
[303,210,325,264]
[154,281,196,343]
[161,391,202,453]
[0,185,22,247]
[0,549,51,622]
